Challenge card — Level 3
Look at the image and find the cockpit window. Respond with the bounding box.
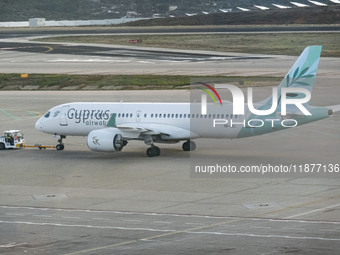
[44,112,50,118]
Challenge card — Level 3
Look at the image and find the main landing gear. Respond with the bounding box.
[55,135,66,151]
[145,139,197,157]
[144,135,160,157]
[182,140,196,152]
[146,145,161,157]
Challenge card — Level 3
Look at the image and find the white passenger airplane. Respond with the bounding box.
[35,46,339,157]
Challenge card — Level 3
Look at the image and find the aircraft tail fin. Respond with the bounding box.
[259,46,322,109]
[278,45,322,94]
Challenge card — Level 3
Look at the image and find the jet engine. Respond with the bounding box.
[87,128,125,152]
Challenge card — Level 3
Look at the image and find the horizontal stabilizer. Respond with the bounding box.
[326,105,340,113]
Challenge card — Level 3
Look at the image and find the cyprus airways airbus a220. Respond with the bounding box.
[35,46,339,157]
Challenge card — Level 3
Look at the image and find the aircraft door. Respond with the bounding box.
[60,106,69,126]
[136,110,142,122]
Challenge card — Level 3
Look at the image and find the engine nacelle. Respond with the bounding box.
[87,128,125,152]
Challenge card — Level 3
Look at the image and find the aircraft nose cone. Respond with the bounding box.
[35,118,43,131]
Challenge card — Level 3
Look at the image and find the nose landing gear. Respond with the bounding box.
[55,135,66,151]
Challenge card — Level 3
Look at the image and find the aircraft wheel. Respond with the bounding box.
[154,146,161,156]
[56,144,65,151]
[182,140,196,151]
[146,146,160,157]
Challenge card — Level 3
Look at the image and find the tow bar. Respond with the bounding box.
[23,144,56,150]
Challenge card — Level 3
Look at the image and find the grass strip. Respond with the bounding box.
[0,74,282,90]
[37,33,340,57]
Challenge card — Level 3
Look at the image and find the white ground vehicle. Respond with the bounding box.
[0,130,25,150]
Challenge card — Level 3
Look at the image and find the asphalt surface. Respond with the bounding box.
[0,42,267,62]
[0,26,339,76]
[0,89,339,255]
[1,206,339,255]
[1,44,339,77]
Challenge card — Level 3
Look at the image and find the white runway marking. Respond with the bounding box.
[188,231,340,241]
[138,61,154,64]
[286,203,340,219]
[185,222,204,225]
[250,226,271,229]
[33,215,52,218]
[0,220,177,233]
[48,59,131,63]
[252,218,340,225]
[282,227,306,231]
[2,206,340,224]
[154,221,172,224]
[0,242,28,248]
[0,205,235,219]
[92,218,112,221]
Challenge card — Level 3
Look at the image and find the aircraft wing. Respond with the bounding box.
[106,113,198,140]
[115,123,199,140]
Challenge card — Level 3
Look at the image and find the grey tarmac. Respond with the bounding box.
[0,87,339,255]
